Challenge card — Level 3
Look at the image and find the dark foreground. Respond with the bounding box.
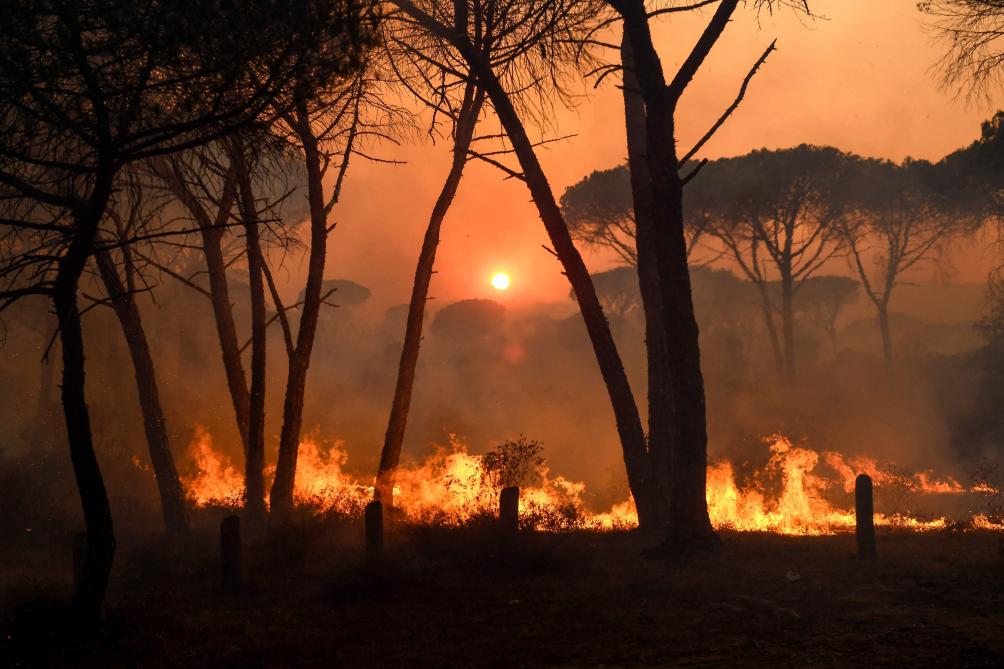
[3,518,1002,668]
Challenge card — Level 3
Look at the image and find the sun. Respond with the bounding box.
[490,271,510,291]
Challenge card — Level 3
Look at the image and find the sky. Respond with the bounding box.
[318,0,1003,316]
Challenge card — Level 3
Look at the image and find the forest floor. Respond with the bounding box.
[2,516,1003,668]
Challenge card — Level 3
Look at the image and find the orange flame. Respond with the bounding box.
[175,429,1000,535]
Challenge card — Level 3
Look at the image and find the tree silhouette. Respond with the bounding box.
[696,146,850,384]
[606,0,809,543]
[374,9,488,503]
[560,165,708,266]
[923,0,1004,97]
[91,170,188,537]
[794,275,859,357]
[839,158,970,367]
[0,0,372,624]
[389,0,657,526]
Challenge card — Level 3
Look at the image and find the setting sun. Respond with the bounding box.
[490,272,510,291]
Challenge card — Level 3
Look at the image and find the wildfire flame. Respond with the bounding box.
[174,429,1001,535]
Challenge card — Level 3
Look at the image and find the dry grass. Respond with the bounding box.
[2,514,1003,667]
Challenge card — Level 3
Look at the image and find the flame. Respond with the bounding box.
[181,426,246,507]
[176,429,1000,535]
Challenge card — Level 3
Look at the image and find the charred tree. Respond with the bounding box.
[390,0,651,529]
[615,0,733,545]
[56,190,118,628]
[621,33,669,528]
[160,163,253,449]
[269,103,334,518]
[270,76,367,517]
[230,139,270,528]
[375,82,485,505]
[93,238,189,538]
[0,1,375,621]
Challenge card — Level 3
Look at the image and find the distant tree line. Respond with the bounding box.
[562,139,998,378]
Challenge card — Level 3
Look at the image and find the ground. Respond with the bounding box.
[2,518,1002,667]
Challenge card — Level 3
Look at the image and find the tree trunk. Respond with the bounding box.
[757,283,785,380]
[55,186,116,628]
[620,33,669,529]
[160,164,250,445]
[645,106,715,544]
[877,301,894,369]
[94,246,188,537]
[620,3,720,545]
[781,274,796,385]
[270,113,329,518]
[375,85,484,505]
[33,345,59,438]
[231,140,268,527]
[199,222,252,450]
[473,66,651,521]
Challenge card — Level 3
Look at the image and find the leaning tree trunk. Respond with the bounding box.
[162,166,252,451]
[472,66,651,519]
[231,141,268,527]
[94,246,188,537]
[55,183,116,628]
[620,33,670,529]
[270,112,329,518]
[199,222,252,450]
[375,85,484,506]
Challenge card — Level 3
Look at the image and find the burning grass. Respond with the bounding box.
[174,430,1003,535]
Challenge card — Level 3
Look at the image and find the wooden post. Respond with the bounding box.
[72,531,87,591]
[855,474,876,559]
[220,515,241,594]
[499,486,519,535]
[365,500,383,562]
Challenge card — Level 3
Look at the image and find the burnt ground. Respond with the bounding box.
[2,518,1002,668]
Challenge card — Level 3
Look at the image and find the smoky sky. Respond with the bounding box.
[312,0,1003,318]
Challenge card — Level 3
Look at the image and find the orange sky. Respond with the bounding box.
[323,0,1002,315]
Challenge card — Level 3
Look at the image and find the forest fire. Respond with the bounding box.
[178,431,1001,535]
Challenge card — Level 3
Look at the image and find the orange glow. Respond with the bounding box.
[176,430,1001,535]
[490,272,510,291]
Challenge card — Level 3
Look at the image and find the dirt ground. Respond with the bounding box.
[2,518,1002,668]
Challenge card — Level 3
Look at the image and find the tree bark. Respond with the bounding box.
[93,245,189,537]
[270,109,329,517]
[55,180,116,627]
[473,67,651,521]
[757,283,785,380]
[877,301,894,369]
[781,273,796,385]
[230,140,268,527]
[621,33,669,529]
[164,168,252,451]
[619,0,723,545]
[199,221,252,451]
[375,84,484,505]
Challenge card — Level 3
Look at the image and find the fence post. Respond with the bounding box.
[499,486,520,535]
[855,474,876,559]
[365,500,384,563]
[220,515,242,594]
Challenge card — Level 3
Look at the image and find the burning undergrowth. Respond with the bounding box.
[173,428,1003,535]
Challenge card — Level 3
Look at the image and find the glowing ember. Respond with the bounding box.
[175,429,1001,535]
